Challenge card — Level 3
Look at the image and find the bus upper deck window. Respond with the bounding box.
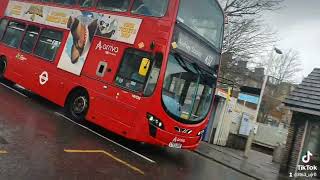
[97,0,130,12]
[131,0,169,17]
[2,21,26,48]
[79,0,95,8]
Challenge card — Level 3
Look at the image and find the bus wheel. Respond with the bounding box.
[0,57,7,79]
[66,90,89,122]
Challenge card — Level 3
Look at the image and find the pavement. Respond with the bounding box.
[0,81,255,180]
[195,142,282,180]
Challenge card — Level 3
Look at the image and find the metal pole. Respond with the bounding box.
[244,75,268,158]
[254,75,268,122]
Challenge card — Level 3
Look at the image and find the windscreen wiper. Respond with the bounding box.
[174,53,190,72]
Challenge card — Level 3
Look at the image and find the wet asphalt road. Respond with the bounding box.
[0,82,254,180]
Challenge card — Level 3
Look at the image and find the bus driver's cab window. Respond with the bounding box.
[115,49,152,93]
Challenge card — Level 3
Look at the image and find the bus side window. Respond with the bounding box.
[115,49,152,93]
[41,0,52,3]
[0,19,8,40]
[97,0,130,12]
[2,21,26,48]
[131,0,169,17]
[34,29,63,61]
[144,53,163,96]
[20,25,40,53]
[79,0,95,8]
[53,0,77,5]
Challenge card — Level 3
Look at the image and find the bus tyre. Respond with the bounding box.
[66,91,89,122]
[0,57,7,79]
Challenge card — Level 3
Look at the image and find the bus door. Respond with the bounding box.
[82,40,142,127]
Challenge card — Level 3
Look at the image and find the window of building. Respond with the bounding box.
[115,49,152,93]
[34,29,63,61]
[0,19,8,40]
[97,0,130,12]
[20,25,40,53]
[79,0,95,8]
[2,21,26,48]
[131,0,169,17]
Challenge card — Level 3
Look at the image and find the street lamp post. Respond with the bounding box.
[243,47,283,158]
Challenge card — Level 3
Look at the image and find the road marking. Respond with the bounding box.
[0,83,27,98]
[0,150,8,154]
[64,149,145,175]
[54,112,156,164]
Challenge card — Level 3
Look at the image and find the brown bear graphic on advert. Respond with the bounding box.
[67,16,98,64]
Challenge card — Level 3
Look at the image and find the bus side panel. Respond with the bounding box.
[0,0,9,17]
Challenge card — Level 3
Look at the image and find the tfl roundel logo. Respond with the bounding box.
[39,71,49,85]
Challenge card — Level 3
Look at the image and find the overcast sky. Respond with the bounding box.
[263,0,320,81]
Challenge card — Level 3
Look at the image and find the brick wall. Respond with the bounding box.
[280,120,296,173]
[288,120,306,173]
[280,112,307,174]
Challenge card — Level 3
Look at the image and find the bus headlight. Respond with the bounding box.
[147,113,164,129]
[197,130,205,136]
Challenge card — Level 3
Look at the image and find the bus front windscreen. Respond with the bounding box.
[177,0,224,49]
[162,54,216,124]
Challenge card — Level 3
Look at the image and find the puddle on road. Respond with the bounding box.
[0,136,8,144]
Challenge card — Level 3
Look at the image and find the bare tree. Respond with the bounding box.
[223,18,276,60]
[220,0,283,17]
[258,49,301,124]
[264,49,302,83]
[218,0,284,77]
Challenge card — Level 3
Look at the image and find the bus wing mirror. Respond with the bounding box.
[139,58,151,77]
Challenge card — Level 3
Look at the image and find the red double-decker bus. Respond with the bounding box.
[0,0,224,150]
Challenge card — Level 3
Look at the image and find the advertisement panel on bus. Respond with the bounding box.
[5,0,142,75]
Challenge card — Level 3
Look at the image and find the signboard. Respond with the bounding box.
[238,93,259,104]
[216,88,227,99]
[239,113,252,136]
[6,0,142,75]
[172,25,220,69]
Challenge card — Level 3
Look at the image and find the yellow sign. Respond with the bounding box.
[227,87,232,101]
[120,23,136,38]
[11,5,23,16]
[46,11,68,25]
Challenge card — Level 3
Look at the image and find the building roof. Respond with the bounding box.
[284,68,320,116]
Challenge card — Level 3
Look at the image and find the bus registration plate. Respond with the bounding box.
[169,142,182,149]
